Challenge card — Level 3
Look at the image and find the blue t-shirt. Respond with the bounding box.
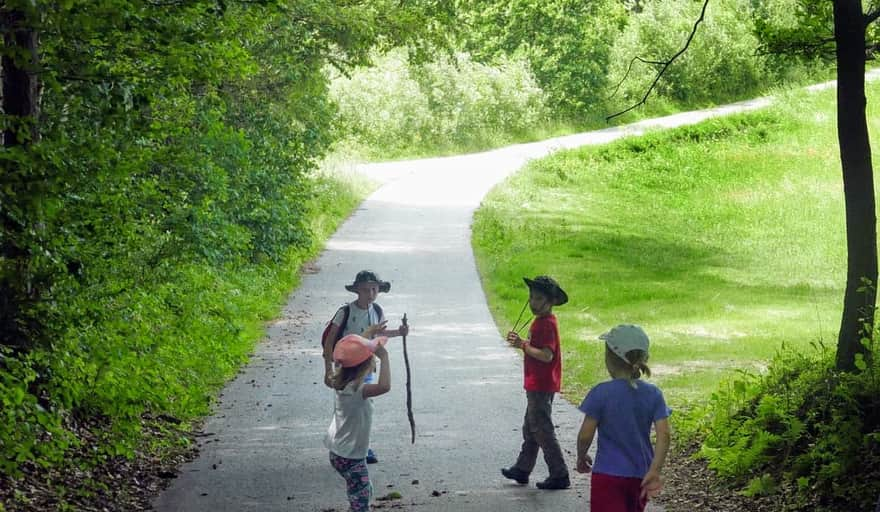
[578,379,671,478]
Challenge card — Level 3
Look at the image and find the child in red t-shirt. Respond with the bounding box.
[501,275,571,490]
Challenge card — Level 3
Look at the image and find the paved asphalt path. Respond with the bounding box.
[154,95,788,512]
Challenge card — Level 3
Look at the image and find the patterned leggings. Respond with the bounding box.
[330,452,372,511]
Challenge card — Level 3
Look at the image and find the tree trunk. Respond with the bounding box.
[1,7,41,145]
[0,5,41,351]
[833,0,878,372]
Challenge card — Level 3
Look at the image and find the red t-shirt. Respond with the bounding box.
[523,314,562,392]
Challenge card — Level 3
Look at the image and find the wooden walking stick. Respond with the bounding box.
[401,313,415,444]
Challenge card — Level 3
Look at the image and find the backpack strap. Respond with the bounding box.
[335,304,351,346]
[372,302,384,323]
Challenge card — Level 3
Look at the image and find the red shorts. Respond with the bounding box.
[590,472,648,512]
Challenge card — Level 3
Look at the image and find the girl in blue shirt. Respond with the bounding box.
[576,324,671,512]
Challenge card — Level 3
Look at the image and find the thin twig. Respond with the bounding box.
[606,0,711,122]
[607,56,665,101]
[516,317,533,336]
[511,300,529,334]
[753,37,836,59]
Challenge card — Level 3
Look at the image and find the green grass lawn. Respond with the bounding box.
[473,81,880,415]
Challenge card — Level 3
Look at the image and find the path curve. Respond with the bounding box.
[154,90,810,512]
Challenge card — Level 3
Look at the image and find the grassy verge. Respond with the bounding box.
[473,79,880,415]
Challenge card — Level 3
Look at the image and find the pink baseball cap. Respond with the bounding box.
[333,334,388,368]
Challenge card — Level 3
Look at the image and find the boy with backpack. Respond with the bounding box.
[321,270,409,463]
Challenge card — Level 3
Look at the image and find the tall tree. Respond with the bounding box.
[831,0,877,372]
[1,1,43,351]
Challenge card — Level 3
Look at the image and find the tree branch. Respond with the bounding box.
[606,0,710,122]
[606,56,665,101]
[754,36,836,59]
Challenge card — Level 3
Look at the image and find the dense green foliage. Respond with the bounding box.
[696,338,879,511]
[0,0,448,482]
[330,0,830,160]
[330,50,551,159]
[751,0,879,60]
[609,0,771,107]
[0,0,856,507]
[472,82,880,509]
[461,0,627,118]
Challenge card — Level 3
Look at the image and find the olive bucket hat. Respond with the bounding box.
[345,270,391,293]
[523,275,568,306]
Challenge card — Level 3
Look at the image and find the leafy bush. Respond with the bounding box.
[461,0,626,120]
[0,0,406,485]
[330,49,550,159]
[0,349,71,476]
[606,0,827,114]
[696,338,880,511]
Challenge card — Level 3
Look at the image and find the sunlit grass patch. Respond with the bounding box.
[473,80,880,412]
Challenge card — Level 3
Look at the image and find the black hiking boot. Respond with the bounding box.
[501,467,530,485]
[536,475,571,490]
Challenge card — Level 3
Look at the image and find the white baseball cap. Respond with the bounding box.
[599,324,650,360]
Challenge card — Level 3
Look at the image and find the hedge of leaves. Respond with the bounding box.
[694,337,880,511]
[0,0,451,477]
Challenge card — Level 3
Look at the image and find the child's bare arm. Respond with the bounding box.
[376,322,408,338]
[576,416,597,473]
[323,323,341,387]
[641,417,671,498]
[525,343,554,362]
[363,347,391,398]
[649,417,670,473]
[508,332,555,362]
[523,343,555,363]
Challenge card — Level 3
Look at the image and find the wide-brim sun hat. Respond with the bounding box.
[600,324,650,361]
[333,334,388,368]
[345,270,391,293]
[523,275,568,306]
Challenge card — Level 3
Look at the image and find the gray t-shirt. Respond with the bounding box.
[324,380,373,459]
[332,301,383,337]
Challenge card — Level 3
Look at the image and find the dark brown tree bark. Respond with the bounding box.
[833,0,877,371]
[1,6,41,145]
[0,5,41,351]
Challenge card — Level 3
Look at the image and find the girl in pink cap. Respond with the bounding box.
[325,334,392,511]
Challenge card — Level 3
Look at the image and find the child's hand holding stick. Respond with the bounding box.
[506,331,525,349]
